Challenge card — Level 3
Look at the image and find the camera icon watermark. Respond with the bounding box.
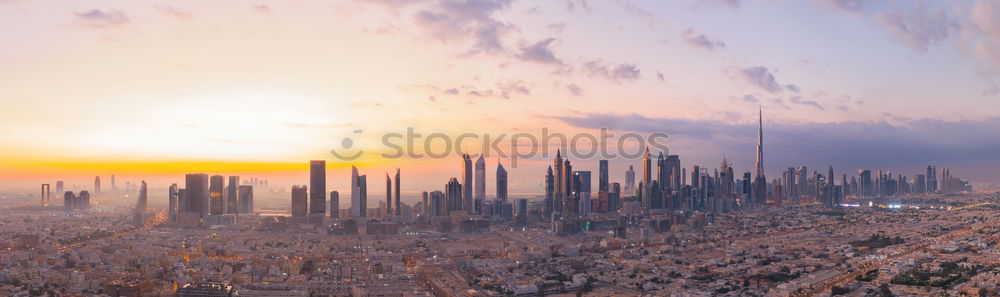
[329,129,365,161]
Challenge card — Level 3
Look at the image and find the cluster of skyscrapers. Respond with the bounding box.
[170,173,254,226]
[420,154,514,222]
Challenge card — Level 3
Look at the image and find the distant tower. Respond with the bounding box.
[79,191,90,210]
[351,166,368,218]
[598,160,609,193]
[185,173,209,216]
[309,160,326,219]
[135,180,148,215]
[393,169,401,216]
[752,108,767,205]
[496,161,508,204]
[329,190,339,219]
[41,184,50,206]
[475,154,486,214]
[168,183,179,222]
[111,174,116,191]
[209,175,225,215]
[64,191,76,211]
[625,165,635,195]
[641,147,652,187]
[55,181,64,197]
[828,165,835,186]
[446,178,463,213]
[553,150,564,215]
[238,185,254,214]
[291,185,308,217]
[545,166,554,216]
[94,176,101,196]
[462,154,474,213]
[226,176,239,214]
[385,173,393,217]
[562,159,574,216]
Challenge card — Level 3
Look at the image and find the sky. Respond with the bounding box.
[2,0,1000,194]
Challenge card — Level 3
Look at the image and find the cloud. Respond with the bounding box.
[252,4,271,14]
[875,4,956,53]
[552,113,1000,181]
[656,72,666,82]
[154,5,193,19]
[409,0,514,55]
[582,59,641,83]
[691,0,740,9]
[74,9,129,28]
[496,80,530,99]
[789,96,825,110]
[566,83,583,96]
[516,38,562,64]
[683,29,725,51]
[785,84,801,93]
[813,0,864,14]
[548,23,567,33]
[737,94,759,104]
[435,80,530,99]
[735,66,787,93]
[615,0,667,30]
[565,0,590,12]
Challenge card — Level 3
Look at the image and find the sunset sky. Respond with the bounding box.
[2,0,1000,193]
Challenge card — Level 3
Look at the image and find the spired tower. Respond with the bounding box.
[752,108,767,205]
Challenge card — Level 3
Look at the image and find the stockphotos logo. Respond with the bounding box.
[330,127,670,168]
[329,129,365,161]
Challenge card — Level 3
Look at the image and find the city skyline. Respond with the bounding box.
[4,2,1000,296]
[3,1,1000,189]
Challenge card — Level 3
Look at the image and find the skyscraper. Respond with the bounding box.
[475,154,486,213]
[309,160,326,219]
[385,173,393,217]
[562,159,574,216]
[79,190,90,210]
[927,165,937,193]
[329,190,339,219]
[430,191,446,216]
[351,166,367,218]
[859,169,873,198]
[544,166,554,216]
[462,154,473,213]
[169,183,179,223]
[64,191,76,212]
[111,174,116,191]
[135,180,148,215]
[642,147,652,187]
[752,108,767,205]
[496,161,508,204]
[185,173,209,216]
[238,185,254,214]
[94,176,101,196]
[574,171,592,216]
[666,155,681,192]
[226,176,239,214]
[55,181,64,197]
[394,169,401,216]
[599,160,609,193]
[553,151,564,214]
[209,175,225,215]
[446,178,463,213]
[625,165,635,195]
[291,185,308,217]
